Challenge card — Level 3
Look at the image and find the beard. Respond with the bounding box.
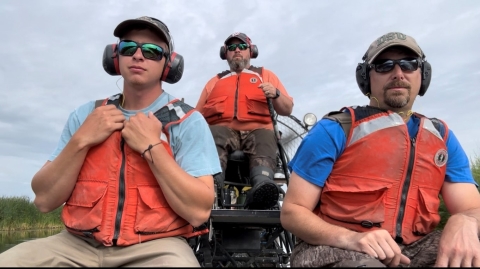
[227,56,249,72]
[383,80,411,108]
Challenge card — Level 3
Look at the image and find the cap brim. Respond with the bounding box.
[114,19,169,44]
[368,42,422,64]
[225,36,248,45]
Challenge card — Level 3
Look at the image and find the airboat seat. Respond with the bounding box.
[209,209,281,230]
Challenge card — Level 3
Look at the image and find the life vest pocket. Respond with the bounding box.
[202,96,228,119]
[321,181,391,226]
[135,185,189,234]
[62,180,108,231]
[413,187,441,235]
[245,94,270,117]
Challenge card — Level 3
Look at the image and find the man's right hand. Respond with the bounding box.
[73,104,125,148]
[345,229,411,267]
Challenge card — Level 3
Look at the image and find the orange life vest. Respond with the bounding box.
[201,66,272,125]
[61,95,208,247]
[315,106,449,245]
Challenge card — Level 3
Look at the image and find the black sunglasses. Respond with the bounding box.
[369,58,422,73]
[118,40,168,61]
[226,43,249,51]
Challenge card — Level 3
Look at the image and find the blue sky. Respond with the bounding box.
[1,0,479,199]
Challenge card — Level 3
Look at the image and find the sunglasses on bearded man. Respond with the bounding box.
[369,58,422,73]
[226,43,249,51]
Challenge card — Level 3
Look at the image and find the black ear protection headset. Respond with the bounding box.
[102,17,184,84]
[355,47,432,97]
[219,35,258,60]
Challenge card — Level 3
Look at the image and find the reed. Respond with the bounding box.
[0,196,63,231]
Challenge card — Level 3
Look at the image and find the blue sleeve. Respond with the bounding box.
[48,101,95,161]
[288,119,346,187]
[169,111,222,178]
[444,129,477,185]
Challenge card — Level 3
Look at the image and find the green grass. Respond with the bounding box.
[0,196,63,231]
[437,155,480,229]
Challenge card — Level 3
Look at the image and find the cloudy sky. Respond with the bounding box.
[1,0,479,199]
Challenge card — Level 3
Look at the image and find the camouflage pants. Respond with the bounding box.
[209,125,277,172]
[291,230,445,267]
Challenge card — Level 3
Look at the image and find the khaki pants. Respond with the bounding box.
[0,230,199,267]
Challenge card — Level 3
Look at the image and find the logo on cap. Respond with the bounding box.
[250,78,258,83]
[434,149,448,167]
[376,32,407,47]
[137,16,157,24]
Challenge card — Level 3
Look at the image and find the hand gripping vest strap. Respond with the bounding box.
[94,94,195,133]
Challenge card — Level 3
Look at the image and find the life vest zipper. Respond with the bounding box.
[394,136,416,243]
[113,137,127,245]
[233,74,240,119]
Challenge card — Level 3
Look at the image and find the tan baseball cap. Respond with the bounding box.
[364,32,423,64]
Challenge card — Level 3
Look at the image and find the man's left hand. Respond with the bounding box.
[435,214,480,267]
[121,111,163,154]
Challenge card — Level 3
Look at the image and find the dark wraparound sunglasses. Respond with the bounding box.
[226,43,249,51]
[369,58,422,73]
[118,40,168,61]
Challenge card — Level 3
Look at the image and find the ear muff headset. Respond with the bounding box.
[355,51,432,97]
[219,39,259,60]
[102,18,184,84]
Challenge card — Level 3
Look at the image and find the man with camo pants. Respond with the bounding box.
[280,32,480,267]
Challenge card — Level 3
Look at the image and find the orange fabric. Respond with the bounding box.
[195,67,293,131]
[315,107,448,245]
[61,102,206,247]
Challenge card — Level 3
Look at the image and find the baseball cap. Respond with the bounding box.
[224,32,252,45]
[114,16,172,51]
[364,32,423,64]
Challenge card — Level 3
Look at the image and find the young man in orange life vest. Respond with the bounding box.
[281,32,480,267]
[0,16,221,267]
[196,32,294,210]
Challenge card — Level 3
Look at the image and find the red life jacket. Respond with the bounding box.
[315,106,449,244]
[201,66,272,125]
[61,94,208,246]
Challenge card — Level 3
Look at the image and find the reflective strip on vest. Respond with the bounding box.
[242,68,263,82]
[423,119,443,140]
[167,103,186,119]
[349,113,404,146]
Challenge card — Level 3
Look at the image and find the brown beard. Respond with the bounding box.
[227,57,249,72]
[383,80,411,108]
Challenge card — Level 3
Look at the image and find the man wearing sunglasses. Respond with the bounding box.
[281,32,480,267]
[195,32,294,210]
[0,16,221,267]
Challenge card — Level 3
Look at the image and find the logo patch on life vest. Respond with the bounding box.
[250,78,257,83]
[434,149,448,167]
